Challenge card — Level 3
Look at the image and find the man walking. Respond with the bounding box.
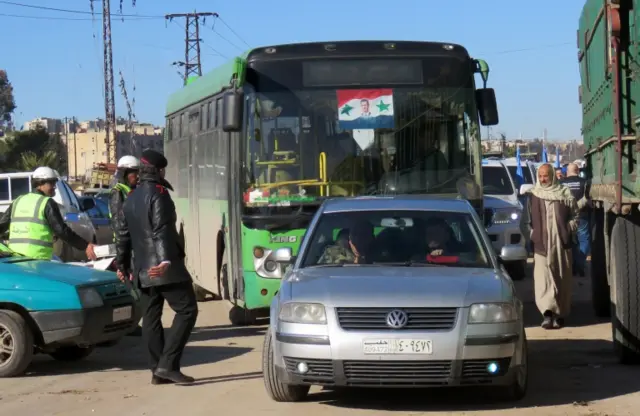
[526,164,579,329]
[109,155,142,336]
[560,163,591,277]
[115,150,198,385]
[0,166,97,261]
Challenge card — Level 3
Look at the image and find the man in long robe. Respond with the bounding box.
[526,163,579,329]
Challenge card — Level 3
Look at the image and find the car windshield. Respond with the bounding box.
[300,209,491,268]
[507,165,533,186]
[482,166,514,196]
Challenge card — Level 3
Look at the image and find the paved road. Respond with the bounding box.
[0,267,638,416]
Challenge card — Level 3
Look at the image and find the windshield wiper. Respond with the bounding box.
[375,261,450,267]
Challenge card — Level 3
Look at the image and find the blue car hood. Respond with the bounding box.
[0,257,118,286]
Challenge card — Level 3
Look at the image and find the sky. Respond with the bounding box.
[0,0,585,140]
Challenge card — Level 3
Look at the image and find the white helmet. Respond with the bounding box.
[117,155,141,170]
[32,166,57,181]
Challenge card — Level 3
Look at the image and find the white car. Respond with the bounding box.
[481,159,528,279]
[262,195,528,403]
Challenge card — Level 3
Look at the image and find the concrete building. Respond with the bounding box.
[66,123,164,180]
[23,117,63,134]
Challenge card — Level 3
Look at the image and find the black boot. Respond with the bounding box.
[153,368,195,384]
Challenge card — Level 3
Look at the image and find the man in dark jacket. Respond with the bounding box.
[115,149,198,385]
[559,162,591,277]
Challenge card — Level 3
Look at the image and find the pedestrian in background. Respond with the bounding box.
[526,163,579,330]
[109,155,143,336]
[115,149,198,385]
[560,163,591,277]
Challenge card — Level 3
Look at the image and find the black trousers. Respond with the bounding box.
[140,281,198,372]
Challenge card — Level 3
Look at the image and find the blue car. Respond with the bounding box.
[0,245,142,377]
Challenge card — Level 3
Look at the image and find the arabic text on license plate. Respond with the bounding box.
[362,339,433,354]
[112,306,132,322]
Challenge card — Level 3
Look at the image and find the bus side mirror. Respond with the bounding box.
[476,88,499,126]
[222,90,244,133]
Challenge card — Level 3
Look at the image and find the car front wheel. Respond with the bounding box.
[499,331,528,401]
[262,329,309,402]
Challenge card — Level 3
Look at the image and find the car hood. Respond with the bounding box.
[484,195,521,210]
[0,257,118,286]
[286,267,511,308]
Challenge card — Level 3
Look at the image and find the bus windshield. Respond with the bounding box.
[241,57,482,212]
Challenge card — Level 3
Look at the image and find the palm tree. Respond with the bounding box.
[20,150,58,171]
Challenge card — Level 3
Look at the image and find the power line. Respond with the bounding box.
[216,16,250,47]
[0,12,156,20]
[0,0,161,17]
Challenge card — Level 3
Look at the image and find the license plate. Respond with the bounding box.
[363,339,433,355]
[112,306,132,322]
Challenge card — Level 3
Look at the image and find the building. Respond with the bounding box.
[66,122,164,180]
[22,117,63,134]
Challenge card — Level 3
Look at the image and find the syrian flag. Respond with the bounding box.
[336,89,395,130]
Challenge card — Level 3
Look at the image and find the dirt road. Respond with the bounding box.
[0,267,637,416]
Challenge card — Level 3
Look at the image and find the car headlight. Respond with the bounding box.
[468,303,516,324]
[279,302,326,324]
[77,287,104,308]
[492,208,521,225]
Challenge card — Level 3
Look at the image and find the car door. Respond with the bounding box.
[53,178,96,261]
[87,198,113,245]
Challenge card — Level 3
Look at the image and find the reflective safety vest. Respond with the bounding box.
[8,193,54,260]
[109,183,132,239]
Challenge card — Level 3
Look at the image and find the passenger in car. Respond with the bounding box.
[317,222,374,265]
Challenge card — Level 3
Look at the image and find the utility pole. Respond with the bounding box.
[72,117,78,181]
[102,0,117,165]
[165,12,218,85]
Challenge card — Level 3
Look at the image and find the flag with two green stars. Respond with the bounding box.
[336,89,395,130]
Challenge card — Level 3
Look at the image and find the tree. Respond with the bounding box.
[0,70,16,129]
[1,126,67,174]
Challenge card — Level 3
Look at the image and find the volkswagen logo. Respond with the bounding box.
[386,309,408,329]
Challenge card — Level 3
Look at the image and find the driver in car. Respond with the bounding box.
[317,222,374,265]
[419,218,460,261]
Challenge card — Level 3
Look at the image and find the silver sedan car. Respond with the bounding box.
[262,196,528,402]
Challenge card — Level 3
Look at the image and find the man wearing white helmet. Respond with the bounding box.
[0,166,97,261]
[110,155,142,337]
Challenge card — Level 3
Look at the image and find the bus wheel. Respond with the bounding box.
[229,305,256,327]
[610,215,640,365]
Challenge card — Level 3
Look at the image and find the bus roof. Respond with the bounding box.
[166,51,250,116]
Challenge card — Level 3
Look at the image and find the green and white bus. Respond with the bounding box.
[164,41,499,325]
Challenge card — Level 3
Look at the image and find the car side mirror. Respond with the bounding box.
[272,247,293,263]
[81,198,96,211]
[222,90,244,133]
[500,245,527,263]
[476,88,499,126]
[519,184,534,195]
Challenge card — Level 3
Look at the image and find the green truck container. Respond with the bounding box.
[578,0,640,364]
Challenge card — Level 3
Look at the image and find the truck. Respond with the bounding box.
[578,0,640,363]
[164,40,500,325]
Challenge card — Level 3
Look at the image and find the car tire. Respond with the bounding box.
[0,310,34,378]
[505,260,527,281]
[499,331,528,401]
[262,329,310,402]
[229,305,256,326]
[49,345,95,362]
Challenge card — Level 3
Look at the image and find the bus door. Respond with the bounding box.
[188,111,202,282]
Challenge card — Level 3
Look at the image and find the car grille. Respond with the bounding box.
[343,360,452,386]
[483,208,494,227]
[335,307,458,331]
[283,357,334,384]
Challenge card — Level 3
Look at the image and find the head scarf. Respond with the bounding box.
[528,163,573,202]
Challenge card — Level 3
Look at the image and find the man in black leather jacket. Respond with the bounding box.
[115,149,198,385]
